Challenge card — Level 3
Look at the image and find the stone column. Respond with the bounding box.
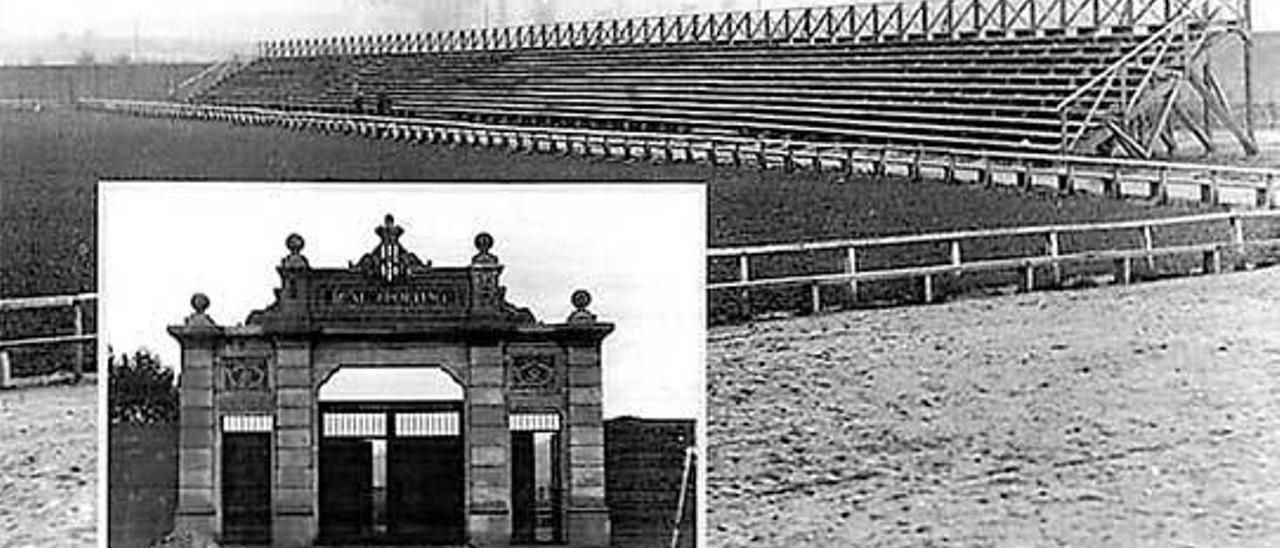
[170,294,220,537]
[566,344,609,547]
[468,344,511,546]
[272,339,315,547]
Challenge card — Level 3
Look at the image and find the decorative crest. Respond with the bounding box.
[351,214,430,282]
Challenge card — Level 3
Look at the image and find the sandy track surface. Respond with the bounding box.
[0,383,97,547]
[709,270,1280,547]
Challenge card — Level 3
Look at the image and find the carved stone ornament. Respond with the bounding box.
[508,355,557,390]
[351,214,430,282]
[220,357,270,391]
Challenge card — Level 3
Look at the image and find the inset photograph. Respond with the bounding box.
[100,182,704,547]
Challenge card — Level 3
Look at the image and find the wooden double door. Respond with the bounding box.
[318,405,465,545]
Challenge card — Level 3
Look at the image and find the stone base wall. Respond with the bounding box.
[566,508,611,547]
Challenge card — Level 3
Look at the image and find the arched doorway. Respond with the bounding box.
[316,366,465,545]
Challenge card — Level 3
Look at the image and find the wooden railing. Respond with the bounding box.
[1055,8,1201,153]
[708,210,1280,317]
[78,98,1280,210]
[171,56,254,102]
[255,0,1245,58]
[0,98,45,111]
[0,293,96,386]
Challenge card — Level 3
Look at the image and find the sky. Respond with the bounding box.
[98,182,706,420]
[2,0,1274,44]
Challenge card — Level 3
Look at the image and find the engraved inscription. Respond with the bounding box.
[327,286,459,307]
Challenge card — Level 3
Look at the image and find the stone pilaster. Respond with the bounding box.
[175,343,218,536]
[565,344,610,547]
[272,339,315,547]
[468,344,511,546]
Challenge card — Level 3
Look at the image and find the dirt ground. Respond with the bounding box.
[0,382,97,547]
[708,268,1280,547]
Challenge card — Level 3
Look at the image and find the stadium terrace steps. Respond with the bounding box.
[197,30,1194,153]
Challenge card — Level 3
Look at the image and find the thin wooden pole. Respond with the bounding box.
[73,301,84,384]
[0,351,11,389]
[669,446,695,548]
[1046,230,1061,288]
[847,247,859,307]
[1142,225,1155,274]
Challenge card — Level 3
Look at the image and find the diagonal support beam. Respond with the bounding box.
[1145,84,1182,153]
[1173,104,1214,154]
[1185,72,1260,156]
[1106,119,1153,158]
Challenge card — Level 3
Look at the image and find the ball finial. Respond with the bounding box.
[191,293,210,314]
[285,233,305,254]
[571,289,592,310]
[474,232,494,253]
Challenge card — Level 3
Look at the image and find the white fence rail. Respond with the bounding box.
[708,210,1280,317]
[79,99,1280,210]
[0,293,96,386]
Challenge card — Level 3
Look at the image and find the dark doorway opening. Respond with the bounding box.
[511,430,563,544]
[222,433,272,544]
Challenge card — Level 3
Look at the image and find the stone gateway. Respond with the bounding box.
[168,215,613,547]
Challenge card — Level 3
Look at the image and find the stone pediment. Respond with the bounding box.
[246,214,536,332]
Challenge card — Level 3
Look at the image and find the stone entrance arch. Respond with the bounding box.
[169,215,613,547]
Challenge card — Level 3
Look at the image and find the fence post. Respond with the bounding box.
[1142,225,1156,275]
[1154,167,1170,204]
[0,351,10,389]
[72,300,84,384]
[1018,160,1033,190]
[846,246,859,308]
[911,145,924,181]
[1201,170,1218,205]
[1113,257,1133,284]
[1262,173,1275,209]
[1203,248,1222,274]
[1044,230,1061,288]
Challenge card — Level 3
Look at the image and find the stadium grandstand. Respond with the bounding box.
[158,0,1261,160]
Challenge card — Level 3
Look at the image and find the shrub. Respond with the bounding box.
[109,349,178,424]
